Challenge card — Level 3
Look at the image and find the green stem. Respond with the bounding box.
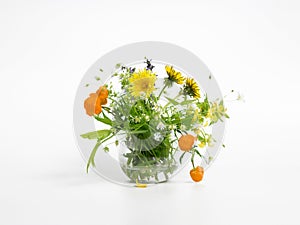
[158,84,168,100]
[86,135,114,173]
[163,93,181,110]
[86,141,101,173]
[191,150,195,169]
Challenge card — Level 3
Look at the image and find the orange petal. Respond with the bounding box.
[178,134,196,151]
[84,93,102,116]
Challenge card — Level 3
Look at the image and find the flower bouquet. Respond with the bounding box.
[81,59,228,184]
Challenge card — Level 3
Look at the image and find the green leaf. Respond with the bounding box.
[81,129,112,140]
[181,115,193,127]
[86,134,114,173]
[94,115,112,126]
[128,130,148,134]
[86,141,101,172]
[194,149,204,158]
[115,63,122,69]
[165,97,179,105]
[180,99,195,105]
[197,135,204,141]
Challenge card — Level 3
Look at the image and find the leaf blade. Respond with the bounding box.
[80,129,112,140]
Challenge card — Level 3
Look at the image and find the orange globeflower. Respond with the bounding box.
[96,86,109,100]
[84,93,102,116]
[84,86,109,116]
[96,86,108,105]
[178,134,196,151]
[190,166,204,182]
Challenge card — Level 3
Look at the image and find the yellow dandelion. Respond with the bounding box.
[184,77,200,99]
[165,65,185,85]
[128,69,157,98]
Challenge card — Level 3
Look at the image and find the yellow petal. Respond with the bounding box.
[135,179,147,188]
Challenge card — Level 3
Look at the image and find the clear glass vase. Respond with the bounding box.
[118,139,188,184]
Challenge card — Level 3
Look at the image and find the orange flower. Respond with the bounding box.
[96,86,109,100]
[84,93,102,116]
[178,134,196,151]
[84,86,108,116]
[190,166,204,182]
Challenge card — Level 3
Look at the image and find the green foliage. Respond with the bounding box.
[208,99,229,125]
[196,95,210,117]
[94,112,112,126]
[80,129,112,140]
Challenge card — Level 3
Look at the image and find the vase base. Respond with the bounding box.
[120,163,178,184]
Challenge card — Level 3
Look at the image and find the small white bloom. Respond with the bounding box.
[134,116,141,123]
[155,106,162,113]
[156,122,166,130]
[145,115,150,121]
[169,124,176,130]
[154,132,163,142]
[180,124,186,130]
[237,92,245,102]
[162,113,168,117]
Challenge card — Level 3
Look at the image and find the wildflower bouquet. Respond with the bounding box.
[81,59,228,183]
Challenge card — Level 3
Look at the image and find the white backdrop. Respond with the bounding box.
[0,0,299,225]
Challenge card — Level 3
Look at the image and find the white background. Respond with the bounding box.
[0,0,299,224]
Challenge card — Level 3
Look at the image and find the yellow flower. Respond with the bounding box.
[199,142,206,148]
[192,108,199,122]
[194,127,201,135]
[128,69,156,98]
[184,77,200,99]
[165,65,185,85]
